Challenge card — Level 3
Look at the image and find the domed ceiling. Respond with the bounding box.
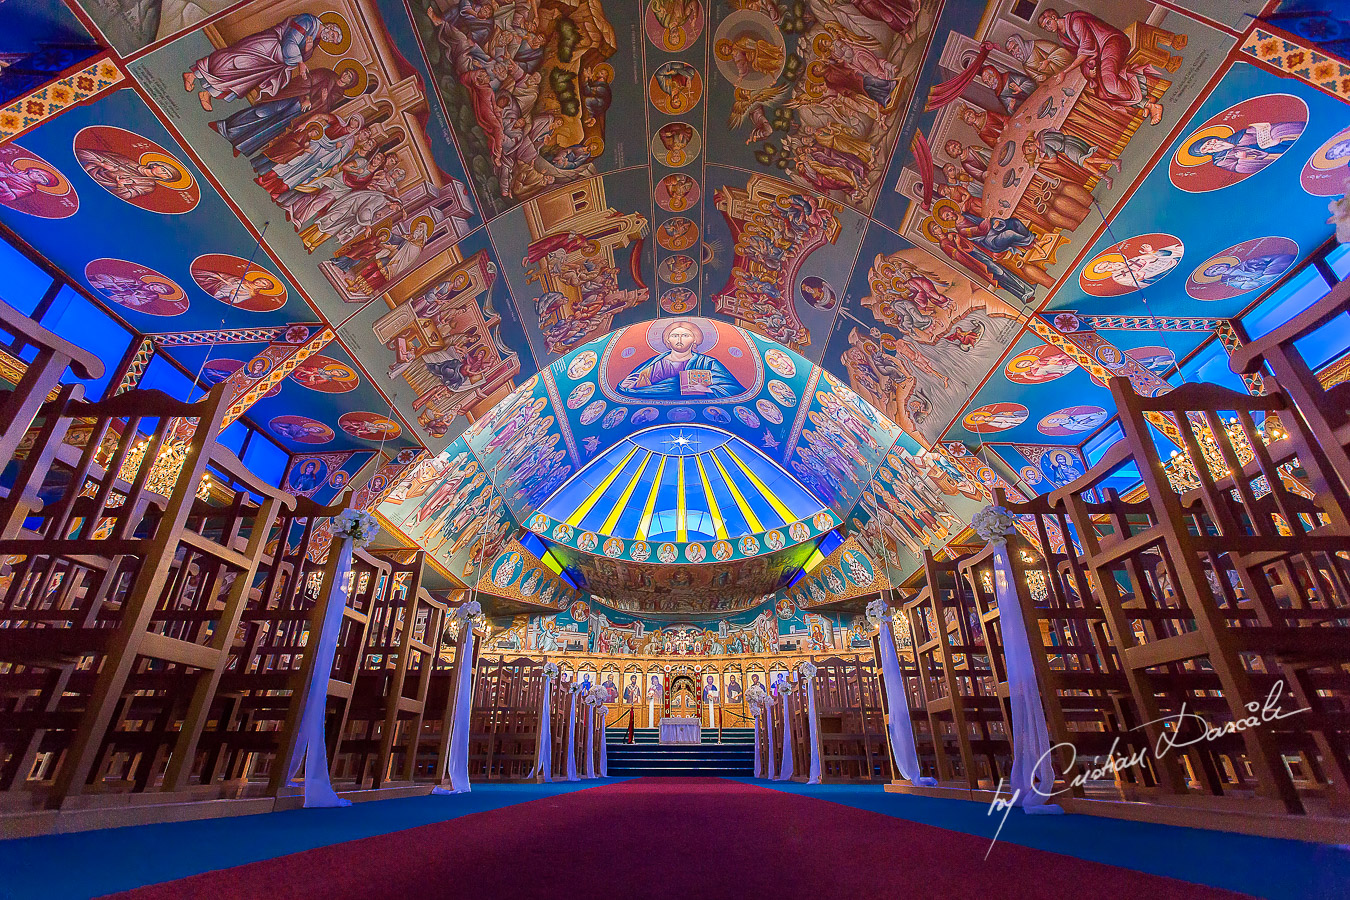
[1,0,1347,604]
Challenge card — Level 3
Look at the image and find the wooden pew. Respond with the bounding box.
[0,297,103,479]
[267,546,387,795]
[195,495,351,790]
[810,655,887,782]
[899,551,1008,791]
[1049,375,1350,815]
[468,654,545,781]
[1229,275,1350,500]
[994,491,1154,797]
[336,552,444,789]
[0,383,294,808]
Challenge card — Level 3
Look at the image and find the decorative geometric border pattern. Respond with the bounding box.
[525,508,838,565]
[1242,27,1350,101]
[0,57,125,144]
[1075,315,1224,332]
[154,327,293,347]
[219,329,334,429]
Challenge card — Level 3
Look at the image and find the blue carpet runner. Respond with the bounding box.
[606,727,754,776]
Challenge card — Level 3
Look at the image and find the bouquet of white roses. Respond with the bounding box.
[543,661,560,680]
[450,599,482,624]
[746,683,768,708]
[334,508,380,547]
[971,505,1018,545]
[798,660,818,680]
[865,598,890,625]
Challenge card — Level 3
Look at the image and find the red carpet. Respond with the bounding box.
[108,778,1249,900]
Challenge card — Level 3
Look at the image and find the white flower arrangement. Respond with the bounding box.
[865,598,891,625]
[543,661,560,680]
[798,660,818,680]
[450,599,482,624]
[1330,196,1350,244]
[971,505,1018,545]
[746,683,768,707]
[334,508,380,548]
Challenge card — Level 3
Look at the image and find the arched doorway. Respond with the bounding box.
[667,674,698,718]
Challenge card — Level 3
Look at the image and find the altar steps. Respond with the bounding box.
[605,728,755,777]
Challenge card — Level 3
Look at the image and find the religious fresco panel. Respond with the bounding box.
[873,0,1243,308]
[843,434,983,578]
[486,168,655,364]
[1046,62,1350,321]
[699,166,867,364]
[703,0,941,217]
[338,225,537,451]
[375,431,519,585]
[823,220,1023,448]
[0,87,317,333]
[130,0,482,322]
[409,0,647,219]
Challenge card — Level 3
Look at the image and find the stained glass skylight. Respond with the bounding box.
[538,425,826,543]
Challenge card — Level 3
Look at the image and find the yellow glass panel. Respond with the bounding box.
[722,444,796,523]
[709,449,763,533]
[694,455,728,539]
[676,455,687,542]
[635,456,667,541]
[566,444,640,527]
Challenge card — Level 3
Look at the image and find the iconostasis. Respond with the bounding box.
[1,0,1347,607]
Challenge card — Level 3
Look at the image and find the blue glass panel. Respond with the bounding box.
[42,289,129,400]
[242,435,287,488]
[218,421,248,455]
[0,241,53,316]
[714,447,783,529]
[1328,243,1350,280]
[576,448,648,533]
[1240,265,1330,341]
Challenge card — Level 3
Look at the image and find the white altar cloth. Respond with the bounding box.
[659,717,701,744]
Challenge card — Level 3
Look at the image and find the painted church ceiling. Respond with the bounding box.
[3,0,1349,593]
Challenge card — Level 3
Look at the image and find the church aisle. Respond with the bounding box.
[79,778,1321,900]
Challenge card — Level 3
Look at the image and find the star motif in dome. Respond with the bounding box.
[664,430,700,454]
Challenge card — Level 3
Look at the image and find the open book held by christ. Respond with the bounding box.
[681,368,714,393]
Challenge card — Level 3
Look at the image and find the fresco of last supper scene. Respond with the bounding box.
[2,0,1350,896]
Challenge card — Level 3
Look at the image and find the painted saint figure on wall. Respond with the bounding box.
[182,14,342,111]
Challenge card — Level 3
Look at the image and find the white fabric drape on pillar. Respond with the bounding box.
[439,625,476,794]
[875,613,935,786]
[775,687,794,781]
[584,703,597,779]
[991,542,1062,813]
[530,673,554,783]
[802,671,822,785]
[564,688,580,782]
[286,536,355,808]
[764,697,776,779]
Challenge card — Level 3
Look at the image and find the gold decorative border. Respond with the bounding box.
[0,57,125,145]
[1242,27,1350,101]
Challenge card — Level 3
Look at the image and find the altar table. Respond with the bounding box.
[659,717,701,744]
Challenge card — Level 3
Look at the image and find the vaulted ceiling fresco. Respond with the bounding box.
[2,0,1348,607]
